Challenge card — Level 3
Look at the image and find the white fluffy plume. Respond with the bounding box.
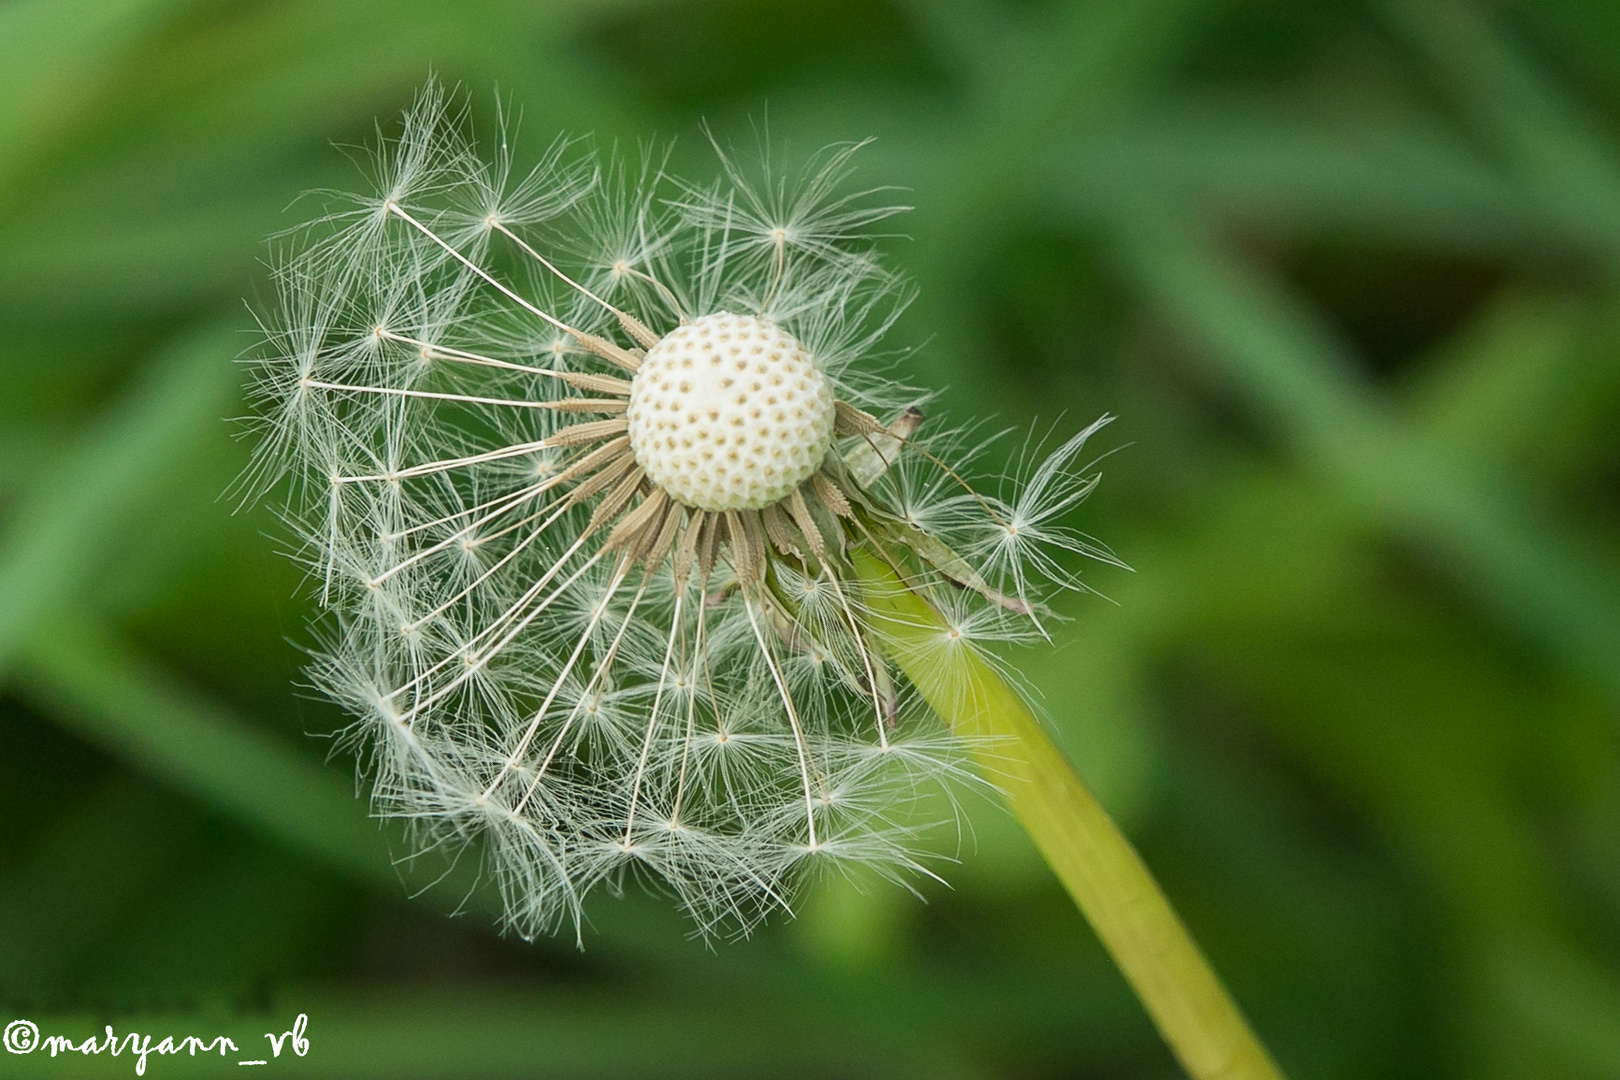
[243,84,1117,940]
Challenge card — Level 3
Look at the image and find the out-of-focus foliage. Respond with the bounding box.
[2,0,1618,1076]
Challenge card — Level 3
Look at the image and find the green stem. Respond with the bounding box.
[854,549,1285,1080]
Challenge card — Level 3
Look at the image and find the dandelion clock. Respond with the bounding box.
[243,85,1283,1080]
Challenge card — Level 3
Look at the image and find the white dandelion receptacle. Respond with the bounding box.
[626,313,835,511]
[245,85,1116,939]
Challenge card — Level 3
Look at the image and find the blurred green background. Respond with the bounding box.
[3,0,1620,1076]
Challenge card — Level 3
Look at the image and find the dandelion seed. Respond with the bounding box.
[243,84,1115,940]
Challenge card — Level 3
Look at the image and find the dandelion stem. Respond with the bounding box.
[853,549,1286,1080]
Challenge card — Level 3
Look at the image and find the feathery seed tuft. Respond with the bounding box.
[242,83,1119,941]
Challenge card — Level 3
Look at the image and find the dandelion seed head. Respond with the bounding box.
[243,82,1116,940]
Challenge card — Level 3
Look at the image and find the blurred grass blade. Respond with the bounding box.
[15,615,391,887]
[0,0,183,195]
[1110,213,1620,712]
[1493,937,1620,1075]
[0,321,239,670]
[1056,112,1570,258]
[1380,0,1620,255]
[854,550,1286,1080]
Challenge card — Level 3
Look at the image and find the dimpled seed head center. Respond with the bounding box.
[626,313,836,511]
